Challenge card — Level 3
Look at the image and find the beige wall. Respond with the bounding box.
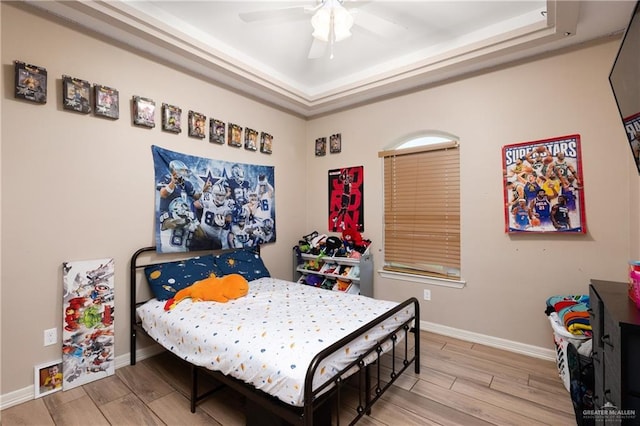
[2,1,640,401]
[1,3,306,395]
[305,39,637,349]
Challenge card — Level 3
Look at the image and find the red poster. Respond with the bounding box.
[328,166,364,232]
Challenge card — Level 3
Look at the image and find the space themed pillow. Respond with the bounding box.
[144,254,220,300]
[213,249,270,281]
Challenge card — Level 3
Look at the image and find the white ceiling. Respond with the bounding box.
[26,0,637,118]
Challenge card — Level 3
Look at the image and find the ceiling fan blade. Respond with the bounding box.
[308,38,327,59]
[239,6,310,23]
[352,8,406,38]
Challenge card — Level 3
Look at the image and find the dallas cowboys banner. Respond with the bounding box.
[152,145,276,253]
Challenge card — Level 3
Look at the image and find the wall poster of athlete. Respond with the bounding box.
[62,258,115,390]
[152,145,276,253]
[623,112,640,171]
[328,166,364,232]
[502,134,586,233]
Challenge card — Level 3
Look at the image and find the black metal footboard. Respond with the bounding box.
[303,297,420,425]
[185,297,421,426]
[130,246,420,425]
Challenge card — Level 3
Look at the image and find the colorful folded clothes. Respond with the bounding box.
[545,294,590,315]
[545,294,592,337]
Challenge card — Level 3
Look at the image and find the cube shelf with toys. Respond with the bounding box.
[292,229,373,297]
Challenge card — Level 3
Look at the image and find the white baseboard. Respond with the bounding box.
[2,326,555,411]
[420,320,556,361]
[114,343,164,370]
[0,386,34,412]
[0,344,164,411]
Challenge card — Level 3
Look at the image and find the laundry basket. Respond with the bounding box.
[548,313,590,392]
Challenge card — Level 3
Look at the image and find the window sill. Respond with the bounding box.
[377,269,466,288]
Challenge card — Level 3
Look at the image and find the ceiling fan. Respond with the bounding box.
[239,1,405,59]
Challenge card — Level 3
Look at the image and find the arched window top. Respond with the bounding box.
[391,131,459,150]
[379,129,461,281]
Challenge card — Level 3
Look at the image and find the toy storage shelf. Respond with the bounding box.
[292,246,373,297]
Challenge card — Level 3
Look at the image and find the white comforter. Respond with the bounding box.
[136,277,413,406]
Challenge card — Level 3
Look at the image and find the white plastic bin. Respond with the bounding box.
[547,313,590,392]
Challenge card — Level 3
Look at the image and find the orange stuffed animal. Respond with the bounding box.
[164,273,249,310]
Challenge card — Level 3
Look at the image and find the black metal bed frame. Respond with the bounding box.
[130,246,420,425]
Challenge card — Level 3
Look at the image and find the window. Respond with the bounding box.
[378,135,460,280]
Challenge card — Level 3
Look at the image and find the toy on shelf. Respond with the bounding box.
[342,227,371,254]
[293,230,373,297]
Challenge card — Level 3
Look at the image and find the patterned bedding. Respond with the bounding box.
[136,277,413,407]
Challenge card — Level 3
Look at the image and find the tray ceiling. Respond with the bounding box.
[25,0,636,118]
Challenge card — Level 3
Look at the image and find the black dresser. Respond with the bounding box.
[589,280,640,425]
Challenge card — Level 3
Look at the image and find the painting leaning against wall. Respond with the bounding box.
[62,258,115,390]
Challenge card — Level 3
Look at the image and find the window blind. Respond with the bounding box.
[379,143,460,278]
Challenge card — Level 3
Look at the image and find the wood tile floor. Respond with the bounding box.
[1,332,576,425]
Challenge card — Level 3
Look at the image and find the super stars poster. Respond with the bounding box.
[502,134,586,233]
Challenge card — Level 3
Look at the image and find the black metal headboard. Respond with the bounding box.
[129,245,261,365]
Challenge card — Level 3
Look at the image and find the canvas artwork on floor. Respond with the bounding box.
[62,258,115,390]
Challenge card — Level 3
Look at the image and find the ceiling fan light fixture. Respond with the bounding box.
[311,1,354,42]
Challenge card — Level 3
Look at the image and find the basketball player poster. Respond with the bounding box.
[328,166,364,232]
[622,112,640,171]
[502,134,586,233]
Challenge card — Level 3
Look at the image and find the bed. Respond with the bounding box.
[130,246,420,425]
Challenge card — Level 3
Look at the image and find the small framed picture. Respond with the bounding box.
[14,61,47,104]
[132,96,156,128]
[228,123,243,147]
[162,103,182,133]
[330,133,342,153]
[245,128,258,151]
[315,137,327,156]
[188,111,206,138]
[94,84,119,119]
[260,132,273,154]
[34,360,63,398]
[209,119,225,144]
[62,75,91,113]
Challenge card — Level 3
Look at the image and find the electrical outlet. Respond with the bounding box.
[44,328,57,346]
[423,289,431,301]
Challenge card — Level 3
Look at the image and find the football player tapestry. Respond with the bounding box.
[328,166,364,232]
[502,134,586,233]
[152,145,276,253]
[62,258,115,390]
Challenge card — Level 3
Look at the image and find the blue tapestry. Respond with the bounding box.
[152,145,276,253]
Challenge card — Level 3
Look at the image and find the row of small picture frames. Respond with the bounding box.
[131,97,273,154]
[13,60,273,154]
[315,133,342,156]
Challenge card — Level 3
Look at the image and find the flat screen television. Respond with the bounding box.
[610,0,640,174]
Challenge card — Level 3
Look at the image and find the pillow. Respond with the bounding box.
[214,249,270,281]
[144,254,220,300]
